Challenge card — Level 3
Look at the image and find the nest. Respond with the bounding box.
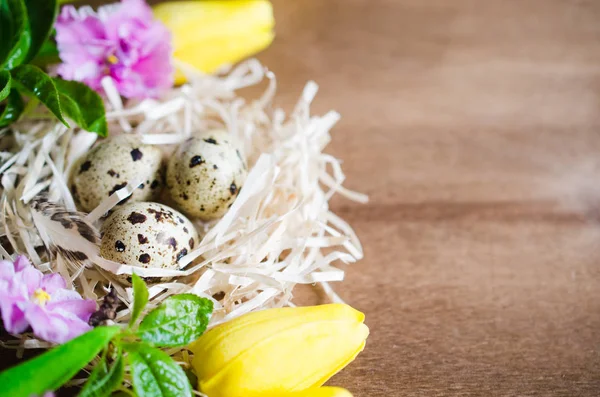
[0,59,367,349]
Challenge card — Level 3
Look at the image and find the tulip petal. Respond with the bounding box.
[154,0,273,46]
[190,304,368,397]
[267,387,354,397]
[172,29,274,83]
[153,0,275,84]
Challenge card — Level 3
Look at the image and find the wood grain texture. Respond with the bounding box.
[259,0,600,395]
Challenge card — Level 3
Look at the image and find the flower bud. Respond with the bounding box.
[153,0,275,84]
[271,387,354,397]
[189,304,368,397]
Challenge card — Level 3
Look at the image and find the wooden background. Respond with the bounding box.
[4,0,600,396]
[258,0,600,396]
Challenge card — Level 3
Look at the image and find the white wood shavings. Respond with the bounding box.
[2,199,20,256]
[101,76,131,133]
[85,179,144,224]
[0,58,366,352]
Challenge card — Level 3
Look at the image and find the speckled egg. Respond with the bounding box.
[100,202,198,272]
[70,135,164,212]
[166,130,247,220]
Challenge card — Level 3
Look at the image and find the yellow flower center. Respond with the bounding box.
[106,54,119,65]
[32,289,51,306]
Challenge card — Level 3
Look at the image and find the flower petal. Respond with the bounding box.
[56,6,107,44]
[57,61,105,91]
[0,260,15,280]
[48,288,82,302]
[40,273,66,295]
[0,278,28,301]
[0,268,28,339]
[109,18,173,98]
[129,26,173,97]
[0,278,30,333]
[192,304,369,397]
[0,296,29,334]
[14,265,42,295]
[55,0,174,99]
[47,292,96,322]
[25,305,92,344]
[55,4,110,89]
[267,387,353,397]
[104,0,154,41]
[13,255,31,272]
[153,0,274,83]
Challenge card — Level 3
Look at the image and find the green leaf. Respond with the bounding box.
[10,64,68,126]
[124,343,192,397]
[111,391,136,397]
[53,77,108,137]
[0,1,16,65]
[129,273,149,328]
[0,326,120,397]
[0,0,31,69]
[137,294,213,347]
[79,348,125,397]
[0,71,11,101]
[24,0,58,63]
[31,39,60,68]
[0,89,24,127]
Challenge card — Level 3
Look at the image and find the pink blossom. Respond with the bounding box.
[55,0,174,99]
[0,256,96,344]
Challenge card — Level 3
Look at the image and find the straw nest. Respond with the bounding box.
[0,59,366,350]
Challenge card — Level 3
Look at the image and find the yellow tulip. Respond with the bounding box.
[189,304,369,397]
[268,387,354,397]
[153,0,275,84]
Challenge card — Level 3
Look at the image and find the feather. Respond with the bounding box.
[30,195,100,273]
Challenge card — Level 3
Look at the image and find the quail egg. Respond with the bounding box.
[100,202,198,272]
[166,130,247,220]
[70,135,164,212]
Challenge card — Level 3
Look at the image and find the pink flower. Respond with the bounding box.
[55,0,174,99]
[0,256,96,344]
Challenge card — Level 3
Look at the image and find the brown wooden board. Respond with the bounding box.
[261,1,600,395]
